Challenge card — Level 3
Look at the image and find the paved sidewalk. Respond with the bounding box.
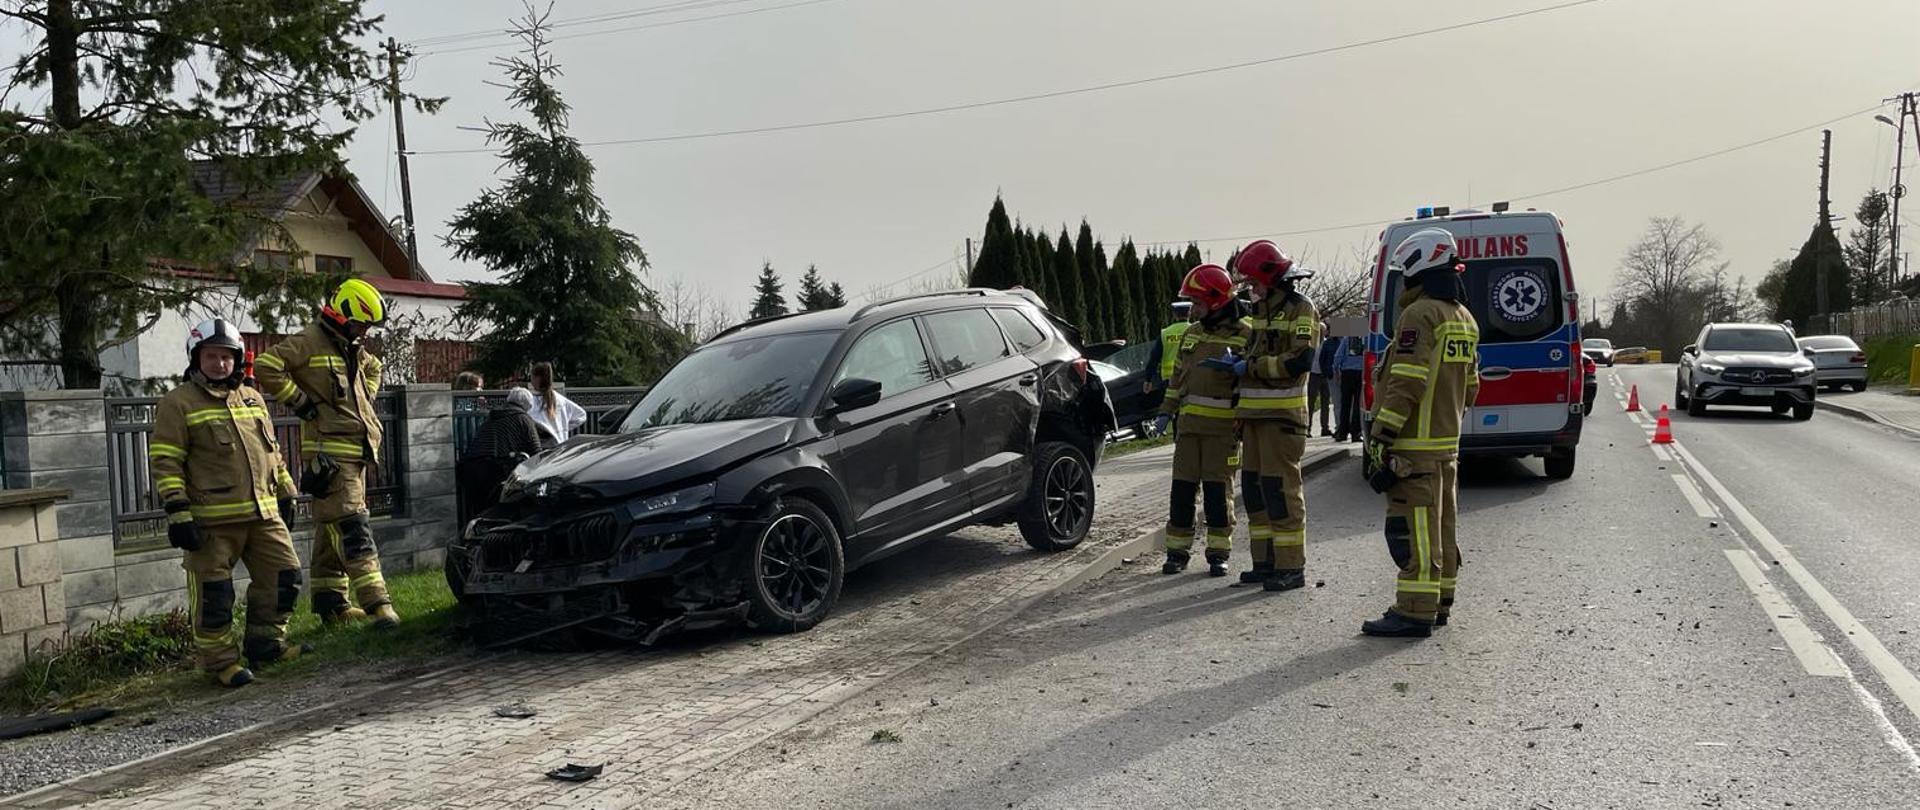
[7,440,1345,810]
[1817,387,1920,437]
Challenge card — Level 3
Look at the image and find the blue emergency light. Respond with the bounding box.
[1416,207,1435,219]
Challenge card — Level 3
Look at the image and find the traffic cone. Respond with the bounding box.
[1650,404,1674,445]
[1625,385,1641,412]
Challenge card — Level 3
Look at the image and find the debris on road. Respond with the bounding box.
[544,763,603,782]
[0,708,115,741]
[870,729,902,743]
[493,705,537,719]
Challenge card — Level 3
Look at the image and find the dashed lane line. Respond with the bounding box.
[1723,550,1847,678]
[1670,474,1718,519]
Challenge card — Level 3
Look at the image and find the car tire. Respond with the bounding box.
[1018,442,1094,552]
[1851,381,1868,393]
[445,545,470,601]
[1686,392,1707,417]
[1792,402,1815,421]
[1543,449,1576,480]
[1771,403,1790,417]
[1674,377,1690,408]
[744,498,845,634]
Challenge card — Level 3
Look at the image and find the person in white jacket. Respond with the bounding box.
[529,362,588,443]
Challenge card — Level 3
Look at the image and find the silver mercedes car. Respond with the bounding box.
[1675,323,1817,420]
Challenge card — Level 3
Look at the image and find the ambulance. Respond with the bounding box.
[1362,204,1584,479]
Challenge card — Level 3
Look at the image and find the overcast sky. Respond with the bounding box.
[21,0,1920,316]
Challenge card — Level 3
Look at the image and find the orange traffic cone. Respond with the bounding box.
[1625,385,1641,412]
[1650,404,1674,444]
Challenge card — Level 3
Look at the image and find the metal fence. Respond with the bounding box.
[1810,299,1920,341]
[106,392,406,553]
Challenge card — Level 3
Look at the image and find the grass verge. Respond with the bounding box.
[1862,335,1918,386]
[1,568,462,715]
[1105,434,1171,458]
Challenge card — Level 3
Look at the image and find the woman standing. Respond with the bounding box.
[528,361,588,443]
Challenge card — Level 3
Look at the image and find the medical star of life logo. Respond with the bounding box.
[1494,271,1545,322]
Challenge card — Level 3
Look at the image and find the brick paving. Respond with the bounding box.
[1820,387,1920,434]
[13,442,1318,810]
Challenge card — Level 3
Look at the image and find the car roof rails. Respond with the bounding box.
[849,288,1001,321]
[709,310,814,342]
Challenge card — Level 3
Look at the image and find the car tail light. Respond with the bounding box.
[1363,351,1378,410]
[1071,357,1089,383]
[1849,352,1867,363]
[1583,356,1596,375]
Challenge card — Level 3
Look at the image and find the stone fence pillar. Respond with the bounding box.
[373,383,456,572]
[0,487,71,679]
[3,390,123,630]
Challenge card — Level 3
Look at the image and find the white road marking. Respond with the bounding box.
[1670,441,1920,767]
[1650,444,1672,462]
[1724,550,1846,678]
[1671,474,1718,519]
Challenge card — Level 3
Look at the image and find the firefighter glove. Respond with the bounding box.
[292,400,319,422]
[165,503,204,552]
[1153,414,1172,436]
[301,454,339,496]
[1283,352,1313,379]
[277,497,296,526]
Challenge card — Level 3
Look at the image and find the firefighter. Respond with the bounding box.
[1363,228,1480,638]
[149,319,306,687]
[1153,264,1249,576]
[1231,241,1319,591]
[256,279,399,629]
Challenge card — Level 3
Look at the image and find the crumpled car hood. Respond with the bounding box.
[510,417,797,502]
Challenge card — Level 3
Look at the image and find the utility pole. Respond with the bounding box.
[1883,92,1914,293]
[386,37,420,277]
[1816,129,1832,317]
[965,238,974,278]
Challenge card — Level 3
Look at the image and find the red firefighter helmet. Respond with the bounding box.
[1179,264,1235,311]
[1234,239,1296,287]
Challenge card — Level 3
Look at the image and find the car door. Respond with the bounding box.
[923,307,1040,513]
[820,317,969,557]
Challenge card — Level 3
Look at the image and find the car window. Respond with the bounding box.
[1089,360,1125,381]
[1703,328,1797,353]
[1381,257,1563,345]
[1105,341,1155,374]
[1798,336,1856,351]
[924,308,1011,375]
[623,332,836,430]
[990,307,1047,353]
[1582,339,1612,349]
[833,319,937,399]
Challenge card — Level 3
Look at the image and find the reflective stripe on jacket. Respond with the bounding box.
[149,380,298,525]
[1160,318,1248,436]
[1158,321,1193,382]
[1369,289,1481,458]
[255,322,384,461]
[1238,292,1319,422]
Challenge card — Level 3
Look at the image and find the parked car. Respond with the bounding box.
[1582,355,1598,414]
[1581,337,1616,366]
[448,289,1117,643]
[1796,335,1869,392]
[1612,346,1649,365]
[1090,342,1160,437]
[1675,323,1816,420]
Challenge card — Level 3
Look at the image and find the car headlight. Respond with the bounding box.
[629,482,716,519]
[1792,365,1815,377]
[1698,362,1724,375]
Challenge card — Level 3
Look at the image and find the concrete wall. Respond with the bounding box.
[0,487,70,680]
[1,385,463,633]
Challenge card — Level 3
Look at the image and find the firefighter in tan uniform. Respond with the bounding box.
[1364,229,1480,638]
[150,319,306,686]
[1154,264,1249,577]
[256,279,399,629]
[1230,241,1319,591]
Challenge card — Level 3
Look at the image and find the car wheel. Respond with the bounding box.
[1674,377,1689,408]
[1686,392,1707,417]
[1851,381,1868,392]
[1018,442,1094,552]
[1543,449,1576,480]
[1792,402,1815,421]
[445,545,470,601]
[745,498,845,634]
[1771,403,1790,417]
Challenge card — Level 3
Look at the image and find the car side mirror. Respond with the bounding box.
[824,378,883,415]
[1683,345,1697,356]
[1802,348,1815,357]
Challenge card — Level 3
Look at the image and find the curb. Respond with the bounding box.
[1053,444,1357,591]
[1815,397,1920,439]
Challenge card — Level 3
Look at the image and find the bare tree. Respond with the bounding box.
[1613,216,1728,354]
[1298,242,1376,317]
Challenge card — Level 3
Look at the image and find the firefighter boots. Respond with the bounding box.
[1362,610,1434,639]
[370,604,402,630]
[1239,561,1275,584]
[215,663,255,688]
[1162,550,1191,575]
[1262,568,1307,592]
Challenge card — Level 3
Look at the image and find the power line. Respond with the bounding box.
[409,0,1606,155]
[1140,99,1903,250]
[411,0,764,47]
[856,252,963,301]
[416,0,846,57]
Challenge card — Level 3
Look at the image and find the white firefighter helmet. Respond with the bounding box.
[1391,228,1463,279]
[185,318,245,362]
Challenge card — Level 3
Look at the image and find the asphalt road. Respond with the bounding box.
[657,366,1920,809]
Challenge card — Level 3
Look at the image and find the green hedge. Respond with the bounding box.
[1863,335,1920,386]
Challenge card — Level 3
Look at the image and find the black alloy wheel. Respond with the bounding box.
[1019,442,1094,552]
[746,498,844,633]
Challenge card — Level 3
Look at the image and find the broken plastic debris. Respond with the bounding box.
[493,705,537,719]
[545,763,604,782]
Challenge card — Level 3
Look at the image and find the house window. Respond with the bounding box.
[315,255,353,275]
[251,250,294,271]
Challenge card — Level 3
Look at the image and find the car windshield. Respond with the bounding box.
[620,332,837,430]
[1582,339,1612,349]
[1798,336,1857,351]
[1088,360,1125,380]
[1703,328,1796,353]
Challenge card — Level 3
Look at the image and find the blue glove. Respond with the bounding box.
[1153,414,1172,435]
[1231,357,1249,377]
[1200,351,1244,375]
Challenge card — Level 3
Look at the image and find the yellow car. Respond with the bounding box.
[1612,346,1649,365]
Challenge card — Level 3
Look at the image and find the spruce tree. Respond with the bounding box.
[969,195,1020,289]
[1013,226,1045,304]
[1110,240,1143,343]
[1091,240,1113,340]
[749,263,789,320]
[797,264,832,311]
[824,282,849,309]
[1075,222,1106,339]
[1780,223,1850,327]
[1054,228,1087,332]
[1034,231,1059,313]
[449,9,668,385]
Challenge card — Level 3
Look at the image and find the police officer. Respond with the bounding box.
[1144,300,1195,428]
[256,279,399,629]
[150,319,306,686]
[1154,265,1249,576]
[1229,241,1319,591]
[1364,228,1480,638]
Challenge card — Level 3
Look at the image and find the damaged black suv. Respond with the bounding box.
[449,289,1116,643]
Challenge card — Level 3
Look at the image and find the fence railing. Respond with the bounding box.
[1810,299,1920,342]
[106,391,406,553]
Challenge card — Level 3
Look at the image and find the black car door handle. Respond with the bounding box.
[929,402,956,418]
[1018,374,1039,386]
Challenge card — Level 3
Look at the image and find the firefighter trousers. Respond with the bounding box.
[1166,431,1236,560]
[307,457,391,616]
[1384,456,1460,622]
[183,519,303,671]
[1241,420,1308,570]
